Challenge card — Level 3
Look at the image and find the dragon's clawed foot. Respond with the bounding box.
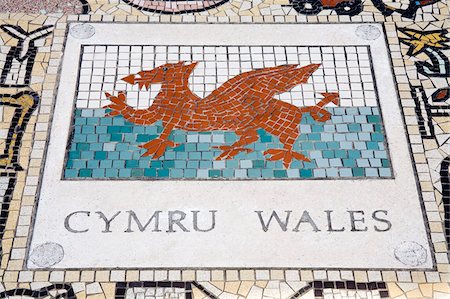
[103,92,128,117]
[139,138,178,159]
[264,148,311,169]
[213,146,254,160]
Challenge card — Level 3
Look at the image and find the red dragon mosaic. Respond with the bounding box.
[104,61,339,168]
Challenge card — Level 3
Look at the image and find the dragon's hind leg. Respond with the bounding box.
[213,129,259,160]
[261,104,310,169]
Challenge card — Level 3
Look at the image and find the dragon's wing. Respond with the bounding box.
[208,64,298,99]
[206,64,320,102]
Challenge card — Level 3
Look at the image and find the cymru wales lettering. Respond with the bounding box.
[64,209,392,233]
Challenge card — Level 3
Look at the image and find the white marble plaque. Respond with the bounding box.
[28,23,433,269]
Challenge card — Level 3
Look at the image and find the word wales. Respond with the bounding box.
[64,209,392,233]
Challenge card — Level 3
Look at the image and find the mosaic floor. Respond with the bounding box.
[0,0,449,298]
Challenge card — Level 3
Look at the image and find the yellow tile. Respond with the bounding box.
[224,281,240,294]
[95,271,110,281]
[439,274,450,283]
[7,260,24,271]
[64,271,80,282]
[3,271,19,282]
[182,270,196,281]
[76,291,87,299]
[406,289,424,298]
[211,270,224,281]
[192,287,206,299]
[240,270,254,280]
[100,282,116,298]
[125,270,139,281]
[437,264,450,272]
[33,271,49,281]
[12,237,27,248]
[419,284,433,297]
[4,282,19,290]
[270,270,284,280]
[388,283,404,298]
[18,282,30,288]
[433,283,450,293]
[210,281,225,290]
[238,281,254,297]
[300,270,314,281]
[411,272,426,283]
[354,271,368,282]
[80,270,95,282]
[255,281,267,288]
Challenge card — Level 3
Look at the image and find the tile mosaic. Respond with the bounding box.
[290,0,363,16]
[65,107,391,179]
[115,281,218,299]
[399,27,450,78]
[0,0,449,297]
[370,0,441,19]
[122,0,232,14]
[64,44,389,179]
[0,173,15,256]
[0,24,53,87]
[0,283,76,298]
[29,23,432,271]
[0,91,39,170]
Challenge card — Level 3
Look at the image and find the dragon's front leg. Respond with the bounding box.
[104,92,175,159]
[104,92,161,125]
[104,92,129,117]
[139,125,178,159]
[213,129,259,160]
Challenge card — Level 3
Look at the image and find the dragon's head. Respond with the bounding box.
[122,61,199,89]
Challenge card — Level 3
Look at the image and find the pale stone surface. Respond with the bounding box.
[29,22,432,270]
[0,0,449,297]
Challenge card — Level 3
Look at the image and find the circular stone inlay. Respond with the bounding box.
[394,241,427,266]
[29,242,64,267]
[355,25,381,40]
[70,24,95,39]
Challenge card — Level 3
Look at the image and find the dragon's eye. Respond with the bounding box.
[162,67,168,71]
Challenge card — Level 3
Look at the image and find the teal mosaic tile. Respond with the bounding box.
[64,107,392,179]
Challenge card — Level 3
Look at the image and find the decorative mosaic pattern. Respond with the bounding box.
[0,173,15,255]
[0,25,53,87]
[0,0,449,295]
[122,0,231,14]
[115,281,217,299]
[64,44,390,179]
[0,91,39,170]
[65,107,390,179]
[289,281,390,298]
[0,283,76,298]
[74,45,377,108]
